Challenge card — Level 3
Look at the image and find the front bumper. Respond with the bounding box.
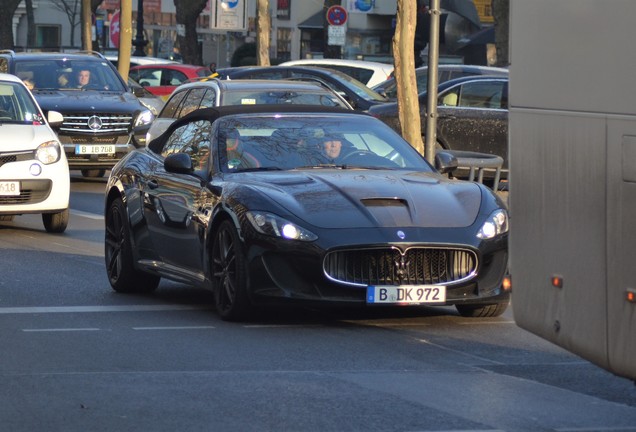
[0,156,70,214]
[244,227,509,308]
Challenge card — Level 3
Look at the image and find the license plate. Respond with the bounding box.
[367,285,446,305]
[0,181,20,196]
[75,145,115,155]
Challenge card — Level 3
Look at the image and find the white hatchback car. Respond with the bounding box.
[0,73,70,233]
[278,59,394,87]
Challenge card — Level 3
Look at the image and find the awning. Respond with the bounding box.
[456,26,495,48]
[441,0,482,28]
[298,11,324,30]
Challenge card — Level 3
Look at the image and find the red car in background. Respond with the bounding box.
[129,64,211,100]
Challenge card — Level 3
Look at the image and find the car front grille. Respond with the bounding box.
[0,151,34,168]
[324,246,478,287]
[0,180,52,205]
[59,113,132,135]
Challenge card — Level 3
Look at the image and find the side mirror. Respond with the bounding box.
[164,152,194,174]
[434,150,458,174]
[47,110,64,128]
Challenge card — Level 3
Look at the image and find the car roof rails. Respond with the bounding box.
[75,50,107,60]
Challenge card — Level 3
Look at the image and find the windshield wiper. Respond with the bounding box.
[235,166,283,173]
[294,164,348,169]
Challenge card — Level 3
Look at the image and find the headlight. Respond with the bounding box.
[476,209,509,239]
[246,211,317,241]
[35,140,62,164]
[134,109,154,127]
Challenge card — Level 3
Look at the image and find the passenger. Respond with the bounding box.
[22,78,35,90]
[225,131,260,170]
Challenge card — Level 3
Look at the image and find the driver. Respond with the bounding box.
[323,139,343,160]
[76,69,91,88]
[318,134,354,163]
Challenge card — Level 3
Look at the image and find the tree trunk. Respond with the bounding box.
[256,0,271,66]
[0,0,23,49]
[82,0,92,51]
[394,0,425,156]
[26,0,36,48]
[118,0,133,80]
[492,0,509,67]
[175,0,208,65]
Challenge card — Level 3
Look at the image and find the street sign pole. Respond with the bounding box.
[425,0,441,164]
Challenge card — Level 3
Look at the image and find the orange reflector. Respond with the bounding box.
[627,290,636,303]
[503,275,512,292]
[551,275,563,288]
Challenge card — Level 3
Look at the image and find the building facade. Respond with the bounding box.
[12,0,493,67]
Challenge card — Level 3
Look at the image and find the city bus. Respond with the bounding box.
[509,0,636,381]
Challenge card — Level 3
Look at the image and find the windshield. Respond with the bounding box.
[216,114,432,173]
[15,59,127,92]
[308,69,388,102]
[0,81,46,124]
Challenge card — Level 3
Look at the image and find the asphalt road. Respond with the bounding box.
[0,174,634,432]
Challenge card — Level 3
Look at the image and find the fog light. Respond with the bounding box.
[30,163,42,176]
[502,275,512,292]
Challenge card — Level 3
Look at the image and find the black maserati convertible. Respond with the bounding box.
[104,105,510,321]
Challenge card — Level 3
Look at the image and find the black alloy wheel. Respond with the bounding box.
[105,197,160,293]
[211,220,252,321]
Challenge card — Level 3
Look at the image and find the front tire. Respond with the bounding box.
[211,220,252,321]
[456,301,509,318]
[105,197,160,293]
[42,209,69,233]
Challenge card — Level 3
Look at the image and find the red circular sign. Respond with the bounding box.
[326,5,348,26]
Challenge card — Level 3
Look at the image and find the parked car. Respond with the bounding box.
[105,55,179,68]
[0,50,155,178]
[129,63,211,99]
[368,75,509,176]
[128,77,164,116]
[0,73,70,233]
[136,78,352,145]
[216,66,389,111]
[372,64,509,100]
[279,59,394,87]
[104,104,510,321]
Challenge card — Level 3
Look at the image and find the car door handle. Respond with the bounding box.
[438,114,456,120]
[147,180,159,189]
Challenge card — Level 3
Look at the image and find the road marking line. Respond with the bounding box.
[243,324,323,328]
[71,209,103,220]
[0,305,212,314]
[457,320,515,325]
[22,328,100,332]
[133,326,216,330]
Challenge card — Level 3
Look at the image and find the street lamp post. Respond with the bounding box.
[132,0,147,56]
